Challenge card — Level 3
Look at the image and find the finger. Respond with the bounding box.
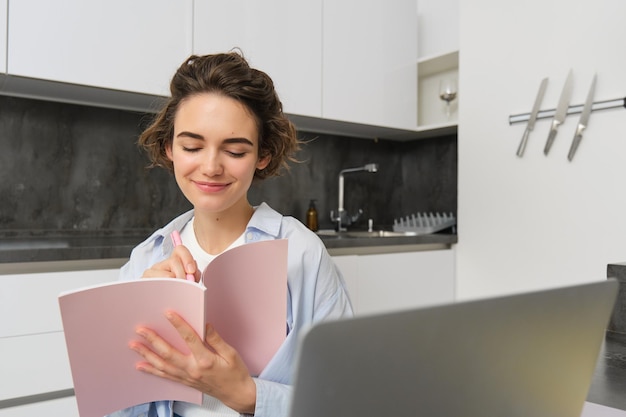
[203,322,238,361]
[142,264,176,279]
[129,340,167,374]
[171,246,198,280]
[131,353,182,384]
[140,252,197,280]
[165,310,210,357]
[133,326,187,375]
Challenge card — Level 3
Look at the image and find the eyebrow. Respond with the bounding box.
[176,131,254,146]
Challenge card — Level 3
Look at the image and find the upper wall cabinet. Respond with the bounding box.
[323,0,418,131]
[0,0,6,74]
[416,0,459,131]
[193,0,323,118]
[417,0,459,60]
[7,0,193,96]
[194,0,419,135]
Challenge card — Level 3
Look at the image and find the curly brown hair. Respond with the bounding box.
[139,51,300,180]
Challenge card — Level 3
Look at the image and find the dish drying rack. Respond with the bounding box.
[392,212,456,235]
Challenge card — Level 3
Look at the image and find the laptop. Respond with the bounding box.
[289,279,618,417]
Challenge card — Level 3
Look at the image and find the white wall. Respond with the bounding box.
[457,0,626,300]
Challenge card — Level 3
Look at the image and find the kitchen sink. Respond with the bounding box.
[345,230,418,238]
[316,230,418,238]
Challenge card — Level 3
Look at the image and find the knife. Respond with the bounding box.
[544,69,574,155]
[516,77,548,157]
[567,74,597,161]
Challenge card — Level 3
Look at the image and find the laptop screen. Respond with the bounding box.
[289,280,618,417]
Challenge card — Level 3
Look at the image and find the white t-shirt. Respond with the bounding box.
[179,216,246,275]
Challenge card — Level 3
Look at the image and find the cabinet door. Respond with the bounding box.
[334,250,455,316]
[0,0,6,73]
[0,269,118,403]
[417,0,459,59]
[0,268,119,338]
[7,0,193,96]
[323,0,417,130]
[193,0,322,118]
[0,332,74,401]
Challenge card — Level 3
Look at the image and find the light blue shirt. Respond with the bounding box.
[106,203,353,417]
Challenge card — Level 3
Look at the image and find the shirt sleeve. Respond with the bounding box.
[252,378,293,417]
[312,248,354,322]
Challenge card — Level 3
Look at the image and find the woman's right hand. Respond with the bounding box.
[142,245,200,282]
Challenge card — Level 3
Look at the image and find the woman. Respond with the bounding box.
[107,52,353,417]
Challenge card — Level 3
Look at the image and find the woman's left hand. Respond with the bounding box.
[130,311,257,414]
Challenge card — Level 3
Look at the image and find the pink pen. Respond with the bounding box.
[170,230,196,282]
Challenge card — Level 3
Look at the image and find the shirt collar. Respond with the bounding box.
[247,202,283,238]
[154,203,282,254]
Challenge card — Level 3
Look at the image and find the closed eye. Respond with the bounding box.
[226,151,246,158]
[182,146,202,153]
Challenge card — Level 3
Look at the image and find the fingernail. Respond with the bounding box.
[165,310,174,320]
[136,328,147,338]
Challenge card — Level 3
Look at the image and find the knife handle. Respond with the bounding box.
[568,124,586,161]
[544,125,558,155]
[568,134,582,161]
[516,129,531,157]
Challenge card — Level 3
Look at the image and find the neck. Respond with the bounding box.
[193,202,254,255]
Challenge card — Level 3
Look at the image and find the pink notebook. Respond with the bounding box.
[59,239,288,417]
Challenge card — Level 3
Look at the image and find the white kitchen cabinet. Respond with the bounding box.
[415,0,459,132]
[417,0,459,60]
[322,0,418,130]
[194,0,417,131]
[0,332,74,402]
[0,268,118,411]
[0,0,6,74]
[193,0,322,118]
[333,249,455,316]
[7,0,193,96]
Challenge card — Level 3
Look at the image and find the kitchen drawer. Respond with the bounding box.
[0,396,78,417]
[0,332,73,401]
[0,268,118,338]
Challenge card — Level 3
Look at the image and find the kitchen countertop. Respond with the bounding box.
[0,230,152,264]
[318,231,457,255]
[0,229,458,265]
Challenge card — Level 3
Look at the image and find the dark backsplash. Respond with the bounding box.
[0,95,456,233]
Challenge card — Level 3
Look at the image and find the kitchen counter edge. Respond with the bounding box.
[0,233,457,274]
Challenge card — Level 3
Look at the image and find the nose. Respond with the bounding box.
[200,150,224,177]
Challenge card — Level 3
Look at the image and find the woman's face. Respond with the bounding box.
[166,93,270,215]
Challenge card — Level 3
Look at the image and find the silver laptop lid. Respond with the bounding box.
[289,280,618,417]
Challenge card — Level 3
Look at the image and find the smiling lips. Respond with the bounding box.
[193,180,230,193]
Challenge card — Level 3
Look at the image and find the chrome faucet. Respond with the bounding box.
[331,163,378,231]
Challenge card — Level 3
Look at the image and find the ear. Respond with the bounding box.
[256,154,271,171]
[165,144,173,161]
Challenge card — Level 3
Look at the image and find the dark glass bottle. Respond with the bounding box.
[306,200,319,232]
